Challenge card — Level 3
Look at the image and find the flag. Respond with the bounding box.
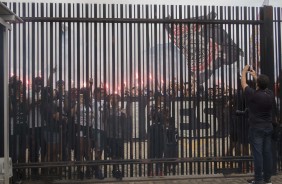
[165,12,244,85]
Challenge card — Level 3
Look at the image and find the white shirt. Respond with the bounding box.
[76,103,93,127]
[92,99,105,130]
[29,92,42,128]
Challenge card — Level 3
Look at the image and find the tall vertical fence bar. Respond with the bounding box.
[274,7,282,173]
[3,2,282,181]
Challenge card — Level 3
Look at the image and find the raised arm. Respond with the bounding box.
[47,65,57,86]
[241,65,257,92]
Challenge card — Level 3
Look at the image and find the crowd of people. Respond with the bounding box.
[8,66,281,182]
[9,74,127,180]
[8,73,179,181]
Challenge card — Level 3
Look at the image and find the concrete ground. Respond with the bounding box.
[18,172,282,184]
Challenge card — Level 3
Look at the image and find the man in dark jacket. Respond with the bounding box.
[241,65,276,184]
[105,94,126,180]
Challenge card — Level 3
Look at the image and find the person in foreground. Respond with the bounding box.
[241,65,276,184]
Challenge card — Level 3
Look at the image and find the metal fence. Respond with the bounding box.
[3,2,282,182]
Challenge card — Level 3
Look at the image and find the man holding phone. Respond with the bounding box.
[241,65,276,184]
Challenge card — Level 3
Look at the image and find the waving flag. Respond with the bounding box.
[165,12,244,85]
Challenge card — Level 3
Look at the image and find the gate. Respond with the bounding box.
[2,2,282,181]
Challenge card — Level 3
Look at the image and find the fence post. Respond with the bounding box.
[0,24,4,158]
[260,6,275,89]
[0,20,10,184]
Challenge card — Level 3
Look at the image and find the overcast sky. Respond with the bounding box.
[3,0,282,7]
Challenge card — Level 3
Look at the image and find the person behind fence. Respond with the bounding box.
[74,88,93,179]
[148,92,169,176]
[41,85,60,166]
[67,87,77,163]
[241,65,276,184]
[28,76,44,178]
[229,79,255,173]
[9,76,28,180]
[54,80,70,164]
[164,117,178,175]
[105,93,126,180]
[40,66,61,168]
[91,87,107,179]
